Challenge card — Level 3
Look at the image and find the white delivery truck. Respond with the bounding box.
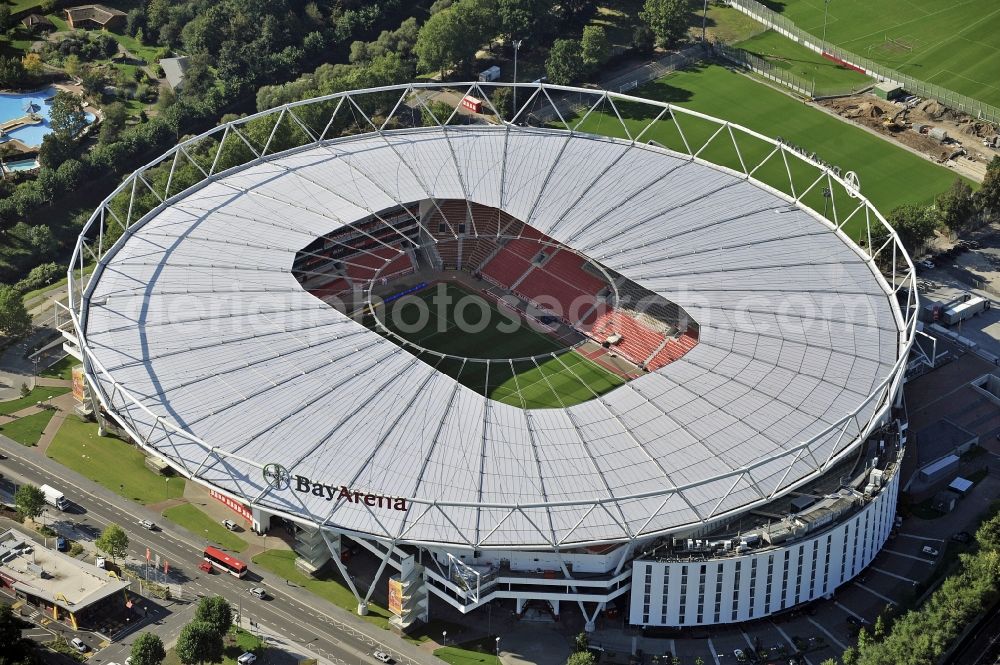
[39,484,69,511]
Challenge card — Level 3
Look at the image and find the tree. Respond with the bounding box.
[573,632,589,652]
[872,614,887,642]
[694,658,704,665]
[976,513,1000,552]
[80,66,105,96]
[38,132,79,170]
[566,652,595,665]
[491,86,514,119]
[0,285,31,339]
[934,178,976,231]
[100,102,128,144]
[0,56,26,88]
[176,621,223,665]
[95,524,129,562]
[884,204,937,255]
[130,633,166,665]
[0,603,37,665]
[841,646,858,665]
[580,25,611,69]
[498,0,551,42]
[545,39,585,85]
[415,0,496,78]
[26,226,56,255]
[632,24,655,53]
[64,54,81,79]
[976,155,1000,221]
[0,6,12,34]
[21,53,43,77]
[194,596,233,637]
[13,485,45,524]
[641,0,693,47]
[49,91,88,139]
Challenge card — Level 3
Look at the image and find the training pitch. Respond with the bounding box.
[569,64,965,239]
[768,0,1000,108]
[367,282,624,409]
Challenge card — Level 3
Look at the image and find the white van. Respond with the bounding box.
[921,545,939,557]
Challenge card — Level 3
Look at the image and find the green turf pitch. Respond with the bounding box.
[734,30,872,94]
[761,0,1000,108]
[569,64,967,240]
[371,283,624,408]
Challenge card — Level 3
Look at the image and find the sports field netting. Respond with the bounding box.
[762,0,1000,107]
[366,283,625,408]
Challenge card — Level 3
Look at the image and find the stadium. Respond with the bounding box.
[65,82,917,630]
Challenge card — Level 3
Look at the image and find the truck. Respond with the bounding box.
[39,484,69,511]
[942,295,988,326]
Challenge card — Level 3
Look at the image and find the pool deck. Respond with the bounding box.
[0,114,42,133]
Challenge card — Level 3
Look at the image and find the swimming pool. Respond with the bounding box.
[0,86,96,148]
[2,157,40,172]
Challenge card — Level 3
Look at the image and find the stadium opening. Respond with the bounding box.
[64,82,917,632]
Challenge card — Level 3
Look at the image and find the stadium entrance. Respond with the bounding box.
[291,199,700,408]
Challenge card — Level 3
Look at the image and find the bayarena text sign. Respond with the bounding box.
[263,464,409,511]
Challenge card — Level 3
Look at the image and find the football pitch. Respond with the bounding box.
[568,63,966,240]
[367,283,625,408]
[734,29,872,94]
[763,0,1000,107]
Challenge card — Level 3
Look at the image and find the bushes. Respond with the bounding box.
[850,509,1000,665]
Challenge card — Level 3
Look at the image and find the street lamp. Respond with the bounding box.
[701,0,709,44]
[495,636,501,665]
[512,39,523,121]
[442,631,447,648]
[822,0,832,52]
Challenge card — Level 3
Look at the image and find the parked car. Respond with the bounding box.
[70,638,88,653]
[237,653,257,665]
[922,545,940,556]
[249,587,268,600]
[918,259,935,270]
[372,651,394,664]
[96,556,107,569]
[847,615,870,628]
[222,519,238,531]
[56,536,68,552]
[951,531,972,543]
[733,648,747,662]
[139,519,157,530]
[199,561,214,573]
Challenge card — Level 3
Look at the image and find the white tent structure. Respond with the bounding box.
[66,83,916,628]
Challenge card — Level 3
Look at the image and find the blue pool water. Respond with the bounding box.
[0,86,96,148]
[3,158,40,172]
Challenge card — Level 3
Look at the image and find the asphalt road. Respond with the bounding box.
[0,439,435,665]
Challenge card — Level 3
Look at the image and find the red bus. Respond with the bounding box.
[203,546,247,578]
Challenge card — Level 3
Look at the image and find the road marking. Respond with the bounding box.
[869,566,918,584]
[852,582,898,606]
[771,622,814,665]
[807,617,848,651]
[740,628,755,649]
[706,638,721,665]
[834,601,866,622]
[880,548,936,564]
[895,533,945,543]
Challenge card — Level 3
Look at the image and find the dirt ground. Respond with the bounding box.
[819,94,999,182]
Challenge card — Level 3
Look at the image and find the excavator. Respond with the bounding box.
[882,106,909,131]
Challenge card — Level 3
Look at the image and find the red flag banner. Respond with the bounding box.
[164,560,169,574]
[145,547,150,561]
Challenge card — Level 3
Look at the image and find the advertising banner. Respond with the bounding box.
[388,578,403,616]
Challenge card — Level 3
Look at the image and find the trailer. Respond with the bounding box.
[942,295,988,326]
[461,96,483,113]
[478,65,500,82]
[39,484,69,511]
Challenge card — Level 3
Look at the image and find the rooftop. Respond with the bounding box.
[76,94,911,549]
[0,529,129,611]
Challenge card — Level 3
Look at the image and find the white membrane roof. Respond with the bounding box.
[81,126,904,548]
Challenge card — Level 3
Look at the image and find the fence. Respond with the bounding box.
[713,41,872,99]
[724,0,1000,125]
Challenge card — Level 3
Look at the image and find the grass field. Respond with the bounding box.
[251,549,393,630]
[761,0,1000,107]
[734,29,872,94]
[162,503,248,552]
[371,283,623,408]
[162,627,264,665]
[0,386,69,415]
[569,63,967,239]
[434,637,503,665]
[47,417,185,504]
[40,355,76,381]
[0,409,54,446]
